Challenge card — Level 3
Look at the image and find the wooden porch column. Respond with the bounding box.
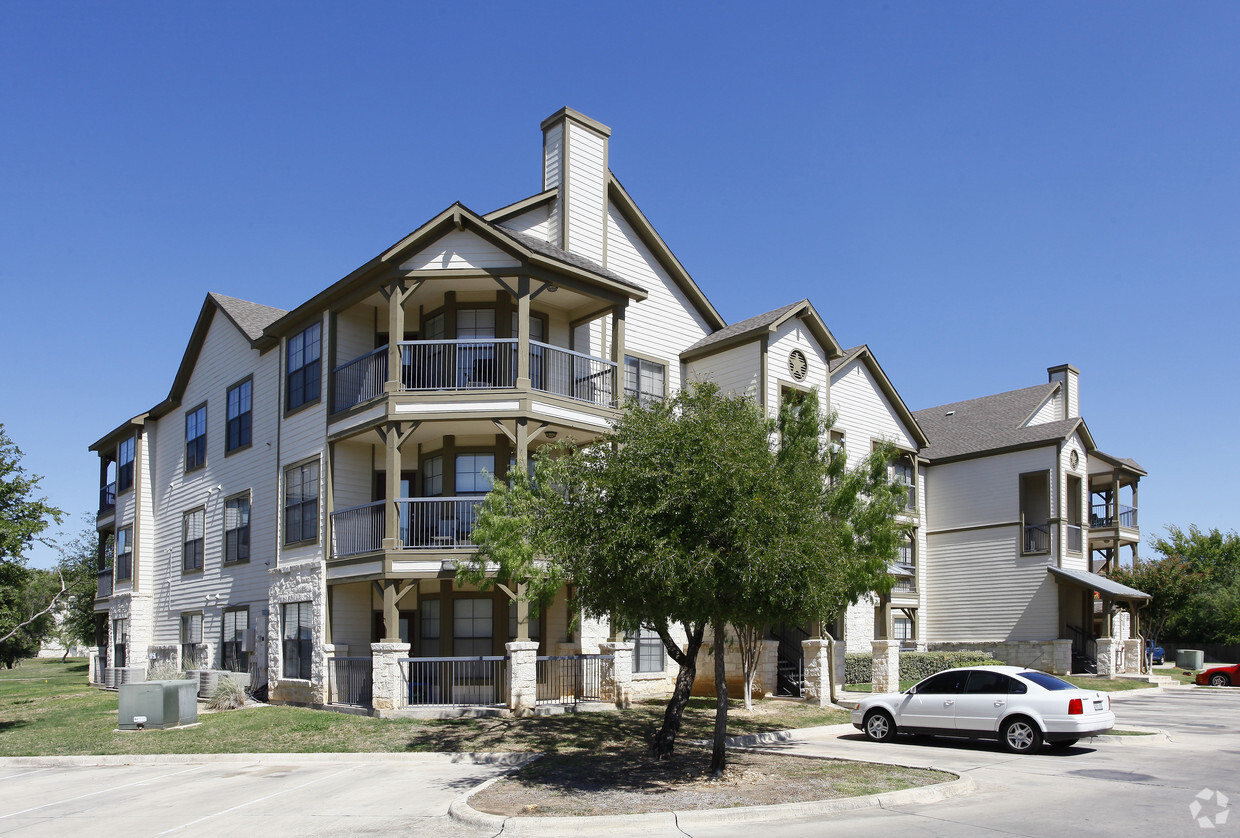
[380,279,418,394]
[515,582,530,642]
[610,305,626,404]
[379,422,417,550]
[516,276,531,389]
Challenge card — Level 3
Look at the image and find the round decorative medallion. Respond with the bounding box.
[1070,450,1080,470]
[788,349,808,381]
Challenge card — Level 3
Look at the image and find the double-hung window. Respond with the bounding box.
[182,508,204,572]
[115,526,133,581]
[222,607,249,672]
[282,601,313,680]
[624,356,666,406]
[890,458,915,510]
[453,598,494,657]
[286,322,321,412]
[117,436,135,493]
[633,626,665,673]
[180,612,203,665]
[224,494,250,563]
[226,378,252,452]
[185,405,207,471]
[284,461,319,545]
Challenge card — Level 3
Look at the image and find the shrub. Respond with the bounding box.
[148,663,190,682]
[206,675,247,711]
[845,651,1003,685]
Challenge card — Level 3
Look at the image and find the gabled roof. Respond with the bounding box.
[209,292,288,343]
[482,188,558,223]
[914,383,1095,462]
[828,344,929,449]
[263,202,649,340]
[1048,566,1150,601]
[607,174,726,332]
[1092,450,1148,476]
[681,300,842,362]
[89,292,285,449]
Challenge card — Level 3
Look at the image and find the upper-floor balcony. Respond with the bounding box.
[98,482,116,515]
[1090,503,1137,530]
[331,497,483,559]
[332,339,617,414]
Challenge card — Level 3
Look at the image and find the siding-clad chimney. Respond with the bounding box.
[541,108,611,264]
[1048,364,1080,419]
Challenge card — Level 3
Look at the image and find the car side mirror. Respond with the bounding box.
[905,686,917,695]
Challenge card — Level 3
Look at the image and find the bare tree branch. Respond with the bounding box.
[0,567,67,646]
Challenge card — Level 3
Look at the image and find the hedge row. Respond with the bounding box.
[844,651,1003,685]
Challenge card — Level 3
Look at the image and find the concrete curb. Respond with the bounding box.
[0,752,536,768]
[1086,727,1171,744]
[449,758,975,834]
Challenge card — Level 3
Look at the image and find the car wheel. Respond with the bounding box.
[1000,717,1043,754]
[863,710,896,742]
[1048,738,1078,751]
[1210,673,1232,687]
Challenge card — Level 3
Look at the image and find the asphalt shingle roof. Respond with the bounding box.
[495,226,645,293]
[829,345,865,373]
[209,293,288,342]
[683,301,805,354]
[913,383,1080,461]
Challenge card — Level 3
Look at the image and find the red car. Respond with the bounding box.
[1196,663,1240,687]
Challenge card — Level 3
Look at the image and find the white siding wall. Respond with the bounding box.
[329,581,372,654]
[766,318,829,418]
[543,123,562,246]
[924,526,1060,641]
[1025,392,1062,426]
[1059,433,1089,572]
[279,313,330,567]
[498,204,550,242]
[399,230,521,272]
[335,305,375,368]
[146,312,280,659]
[332,440,374,512]
[924,447,1059,533]
[564,121,607,264]
[829,358,915,461]
[684,343,760,400]
[605,205,712,395]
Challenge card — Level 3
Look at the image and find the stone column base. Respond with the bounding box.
[1095,640,1123,677]
[1123,638,1142,674]
[801,638,832,706]
[370,642,411,711]
[599,641,634,708]
[871,640,900,694]
[506,641,539,716]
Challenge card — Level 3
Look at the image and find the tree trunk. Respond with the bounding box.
[710,617,728,776]
[652,622,706,759]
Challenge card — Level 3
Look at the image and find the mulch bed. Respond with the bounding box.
[468,746,952,817]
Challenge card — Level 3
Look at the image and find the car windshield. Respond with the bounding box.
[1017,671,1075,691]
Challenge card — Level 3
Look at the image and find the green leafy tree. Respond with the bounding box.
[1146,525,1240,644]
[0,425,65,657]
[56,527,105,658]
[1107,554,1201,652]
[461,384,904,774]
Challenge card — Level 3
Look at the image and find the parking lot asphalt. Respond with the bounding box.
[1,686,1235,837]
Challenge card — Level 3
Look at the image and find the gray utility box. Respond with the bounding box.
[118,680,199,730]
[1178,649,1205,670]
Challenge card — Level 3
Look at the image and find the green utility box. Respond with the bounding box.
[118,679,199,730]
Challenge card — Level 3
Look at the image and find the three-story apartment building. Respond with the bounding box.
[90,108,1148,709]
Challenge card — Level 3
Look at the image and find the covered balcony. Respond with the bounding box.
[1087,452,1145,572]
[326,267,631,425]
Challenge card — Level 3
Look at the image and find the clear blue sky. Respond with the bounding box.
[3,2,1237,566]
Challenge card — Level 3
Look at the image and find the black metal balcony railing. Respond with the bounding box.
[99,483,116,512]
[1090,504,1138,529]
[400,656,509,707]
[330,497,486,557]
[96,568,113,600]
[1023,523,1050,553]
[332,340,619,413]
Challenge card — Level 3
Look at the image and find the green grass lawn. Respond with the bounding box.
[0,659,850,757]
[1061,676,1156,691]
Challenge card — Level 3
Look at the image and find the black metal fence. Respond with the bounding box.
[328,656,373,707]
[536,654,614,705]
[399,656,508,707]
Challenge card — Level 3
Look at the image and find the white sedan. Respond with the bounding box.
[850,665,1115,753]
